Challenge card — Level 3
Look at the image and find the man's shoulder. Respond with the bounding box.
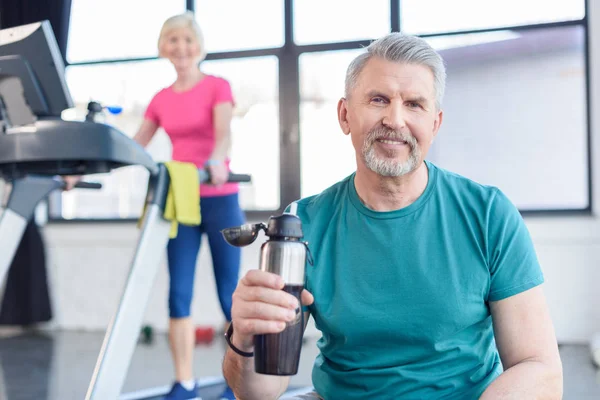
[428,161,521,223]
[431,161,502,206]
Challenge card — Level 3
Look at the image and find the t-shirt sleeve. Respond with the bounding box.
[144,92,161,125]
[283,201,298,215]
[213,77,235,107]
[486,188,544,302]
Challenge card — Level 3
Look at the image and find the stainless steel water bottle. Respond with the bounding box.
[221,214,312,375]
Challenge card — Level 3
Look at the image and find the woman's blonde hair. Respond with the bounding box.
[157,11,206,62]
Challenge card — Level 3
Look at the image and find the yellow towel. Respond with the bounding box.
[138,161,201,238]
[163,161,201,238]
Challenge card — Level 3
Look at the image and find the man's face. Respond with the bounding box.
[338,57,443,177]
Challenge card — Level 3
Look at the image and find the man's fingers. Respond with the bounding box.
[301,289,314,306]
[241,269,285,289]
[234,300,297,322]
[235,318,287,337]
[235,286,298,309]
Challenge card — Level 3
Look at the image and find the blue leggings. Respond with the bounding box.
[166,193,245,320]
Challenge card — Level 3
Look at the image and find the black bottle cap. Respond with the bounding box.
[266,214,303,239]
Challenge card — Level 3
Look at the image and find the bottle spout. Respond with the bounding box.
[221,223,267,247]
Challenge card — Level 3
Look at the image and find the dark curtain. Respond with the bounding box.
[0,0,72,60]
[0,219,52,325]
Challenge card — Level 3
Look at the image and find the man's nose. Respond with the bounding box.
[382,102,407,131]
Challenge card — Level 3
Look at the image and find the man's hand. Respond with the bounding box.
[230,270,314,351]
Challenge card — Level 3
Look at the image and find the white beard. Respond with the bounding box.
[362,128,421,177]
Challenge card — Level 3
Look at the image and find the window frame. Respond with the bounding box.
[52,0,591,222]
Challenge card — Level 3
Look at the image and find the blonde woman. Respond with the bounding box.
[138,12,242,400]
[62,11,241,399]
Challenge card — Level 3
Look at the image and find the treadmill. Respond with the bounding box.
[0,21,249,399]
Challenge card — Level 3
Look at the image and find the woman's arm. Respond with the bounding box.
[207,102,233,185]
[132,118,160,147]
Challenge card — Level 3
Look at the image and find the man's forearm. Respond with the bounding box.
[222,346,289,400]
[479,360,562,400]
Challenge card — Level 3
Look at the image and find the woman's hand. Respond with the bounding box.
[208,162,228,186]
[62,175,83,190]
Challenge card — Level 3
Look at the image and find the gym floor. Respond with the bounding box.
[0,329,598,400]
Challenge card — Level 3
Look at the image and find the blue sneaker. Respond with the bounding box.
[163,382,201,400]
[219,385,236,400]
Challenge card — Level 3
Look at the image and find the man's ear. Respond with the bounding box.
[338,98,351,135]
[432,109,443,142]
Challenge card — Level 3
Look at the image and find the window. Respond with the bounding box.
[202,57,280,210]
[299,50,363,198]
[296,25,589,210]
[401,0,585,35]
[54,57,279,219]
[425,26,588,210]
[67,0,185,63]
[293,0,390,45]
[58,1,591,219]
[57,60,176,219]
[194,0,284,52]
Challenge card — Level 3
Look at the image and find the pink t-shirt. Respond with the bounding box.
[144,74,238,197]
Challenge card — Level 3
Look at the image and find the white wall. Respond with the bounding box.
[33,2,600,343]
[42,223,268,332]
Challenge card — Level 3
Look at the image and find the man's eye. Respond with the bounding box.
[407,102,421,108]
[372,97,386,104]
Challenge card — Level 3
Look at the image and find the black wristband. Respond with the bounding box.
[225,323,254,358]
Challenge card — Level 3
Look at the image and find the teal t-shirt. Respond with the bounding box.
[288,161,544,400]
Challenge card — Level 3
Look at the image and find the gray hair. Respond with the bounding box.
[345,33,446,110]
